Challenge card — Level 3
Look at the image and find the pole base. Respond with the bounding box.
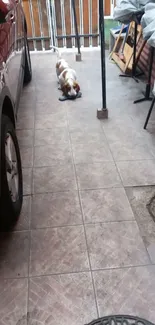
[97,108,108,119]
[76,53,82,61]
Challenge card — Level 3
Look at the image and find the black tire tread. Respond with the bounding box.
[0,115,23,231]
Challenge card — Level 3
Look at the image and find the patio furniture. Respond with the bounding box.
[118,11,145,82]
[86,315,154,325]
[134,46,154,104]
[144,95,155,129]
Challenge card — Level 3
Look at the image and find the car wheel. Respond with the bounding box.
[0,115,23,231]
[24,37,32,84]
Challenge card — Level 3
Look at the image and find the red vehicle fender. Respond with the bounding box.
[0,0,14,14]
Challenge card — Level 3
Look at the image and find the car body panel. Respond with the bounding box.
[0,0,26,197]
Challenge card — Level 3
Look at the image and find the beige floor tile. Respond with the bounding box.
[117,160,155,187]
[20,147,33,168]
[85,222,149,269]
[72,142,113,164]
[35,112,67,129]
[0,232,29,278]
[33,165,77,193]
[76,162,122,190]
[28,273,97,325]
[15,196,31,231]
[30,226,89,276]
[34,143,72,167]
[31,191,82,228]
[0,278,28,325]
[93,266,155,323]
[80,188,134,223]
[34,128,69,146]
[23,168,32,195]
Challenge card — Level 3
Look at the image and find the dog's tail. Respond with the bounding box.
[50,45,61,59]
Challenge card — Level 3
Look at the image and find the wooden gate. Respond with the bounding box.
[22,0,113,50]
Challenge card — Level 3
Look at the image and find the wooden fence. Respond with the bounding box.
[21,0,113,50]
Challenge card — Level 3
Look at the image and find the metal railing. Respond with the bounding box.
[22,0,114,51]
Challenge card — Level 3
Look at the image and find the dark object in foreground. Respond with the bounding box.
[59,91,82,101]
[0,1,32,231]
[144,96,155,129]
[147,194,155,222]
[85,316,154,325]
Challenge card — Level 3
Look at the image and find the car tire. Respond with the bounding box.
[0,115,23,231]
[24,37,32,84]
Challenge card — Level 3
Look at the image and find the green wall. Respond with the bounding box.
[104,19,120,47]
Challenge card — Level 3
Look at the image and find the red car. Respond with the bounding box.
[0,0,32,230]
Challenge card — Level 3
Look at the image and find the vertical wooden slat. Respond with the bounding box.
[92,0,98,46]
[105,0,110,16]
[64,0,72,48]
[79,0,84,46]
[70,0,75,47]
[37,0,45,50]
[52,0,58,47]
[40,0,50,49]
[22,0,112,49]
[54,0,63,47]
[83,0,89,46]
[22,0,33,50]
[89,0,92,46]
[31,0,42,50]
[61,0,66,47]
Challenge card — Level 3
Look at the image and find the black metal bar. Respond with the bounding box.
[27,33,99,42]
[134,46,154,104]
[144,97,155,129]
[71,0,81,54]
[99,0,107,109]
[56,33,99,39]
[132,21,138,78]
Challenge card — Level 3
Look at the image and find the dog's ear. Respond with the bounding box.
[74,82,80,93]
[61,84,68,96]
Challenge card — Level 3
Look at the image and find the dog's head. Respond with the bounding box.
[62,81,80,99]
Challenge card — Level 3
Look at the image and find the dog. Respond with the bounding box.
[51,46,80,99]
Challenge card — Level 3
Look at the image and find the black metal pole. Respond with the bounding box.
[99,0,107,109]
[144,96,155,129]
[71,0,81,55]
[132,21,138,78]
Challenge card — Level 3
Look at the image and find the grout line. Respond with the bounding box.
[100,121,154,264]
[25,185,123,195]
[124,187,154,265]
[78,190,100,318]
[100,122,125,189]
[65,107,100,318]
[1,263,155,281]
[11,220,138,233]
[115,158,155,162]
[22,184,155,198]
[26,81,37,318]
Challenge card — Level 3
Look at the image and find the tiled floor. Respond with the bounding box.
[1,50,155,325]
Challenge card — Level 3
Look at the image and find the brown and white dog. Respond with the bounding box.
[51,46,80,98]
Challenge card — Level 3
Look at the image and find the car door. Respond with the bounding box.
[0,0,23,105]
[15,0,25,103]
[6,0,23,105]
